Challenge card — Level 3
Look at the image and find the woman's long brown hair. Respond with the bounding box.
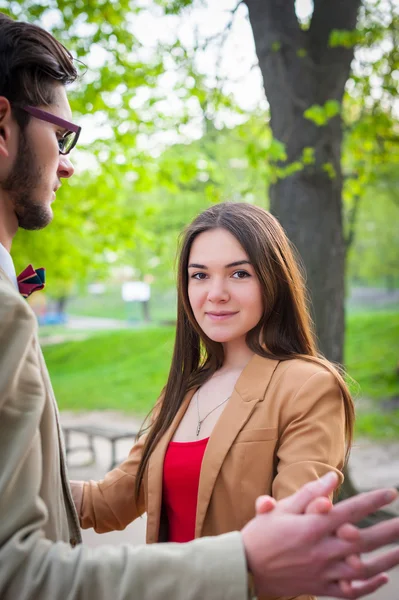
[135,202,355,500]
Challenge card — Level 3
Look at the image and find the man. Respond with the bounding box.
[0,12,398,600]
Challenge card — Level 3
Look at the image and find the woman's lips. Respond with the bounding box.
[205,311,238,321]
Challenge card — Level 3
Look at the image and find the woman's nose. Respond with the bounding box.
[207,279,229,302]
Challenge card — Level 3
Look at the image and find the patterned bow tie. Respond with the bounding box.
[17,264,46,298]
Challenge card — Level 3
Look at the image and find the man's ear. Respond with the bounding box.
[0,96,13,158]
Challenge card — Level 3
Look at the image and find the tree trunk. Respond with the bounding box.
[245,0,361,364]
[244,0,381,509]
[142,299,151,323]
[270,134,346,363]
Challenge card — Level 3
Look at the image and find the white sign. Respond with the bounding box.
[88,283,106,295]
[122,281,150,303]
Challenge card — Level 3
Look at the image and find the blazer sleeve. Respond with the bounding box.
[79,433,147,532]
[79,393,166,532]
[272,368,346,501]
[0,286,248,600]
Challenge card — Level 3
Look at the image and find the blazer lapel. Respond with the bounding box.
[146,387,196,542]
[36,346,82,540]
[195,355,280,537]
[0,265,18,292]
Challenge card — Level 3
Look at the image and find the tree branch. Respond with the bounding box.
[244,0,303,61]
[309,0,362,99]
[194,0,243,51]
[309,0,361,61]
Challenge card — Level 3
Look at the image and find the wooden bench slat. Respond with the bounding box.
[62,424,138,470]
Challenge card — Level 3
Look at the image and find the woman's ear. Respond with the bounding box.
[0,97,13,158]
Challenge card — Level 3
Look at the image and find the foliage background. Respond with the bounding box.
[3,1,399,436]
[2,0,398,294]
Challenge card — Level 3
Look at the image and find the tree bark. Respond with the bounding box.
[244,0,399,521]
[245,0,361,364]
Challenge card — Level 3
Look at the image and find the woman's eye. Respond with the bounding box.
[191,272,207,280]
[232,270,250,279]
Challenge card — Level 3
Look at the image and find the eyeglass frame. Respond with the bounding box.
[21,105,81,155]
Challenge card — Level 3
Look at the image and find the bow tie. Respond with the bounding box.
[17,265,46,298]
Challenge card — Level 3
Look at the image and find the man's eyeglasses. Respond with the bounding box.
[22,106,81,155]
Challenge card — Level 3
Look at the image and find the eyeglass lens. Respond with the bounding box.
[59,131,75,154]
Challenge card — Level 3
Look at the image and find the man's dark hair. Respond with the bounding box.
[0,13,77,127]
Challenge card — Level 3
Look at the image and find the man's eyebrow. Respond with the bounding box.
[188,260,251,269]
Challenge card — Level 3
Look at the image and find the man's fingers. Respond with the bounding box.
[337,523,361,543]
[329,574,389,599]
[352,519,399,554]
[355,546,399,576]
[352,548,399,579]
[305,497,333,515]
[328,489,398,531]
[277,471,339,514]
[322,528,399,577]
[332,519,399,558]
[328,549,399,581]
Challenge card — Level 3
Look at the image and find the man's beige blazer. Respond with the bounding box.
[80,349,346,600]
[0,268,248,600]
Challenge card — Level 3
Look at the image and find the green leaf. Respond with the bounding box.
[304,101,341,126]
[296,48,307,58]
[329,29,361,48]
[322,162,337,179]
[301,146,315,165]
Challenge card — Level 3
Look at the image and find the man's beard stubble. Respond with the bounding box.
[2,129,53,230]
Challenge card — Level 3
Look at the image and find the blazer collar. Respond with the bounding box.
[195,354,279,535]
[0,264,18,292]
[146,354,280,542]
[0,244,18,290]
[146,387,196,542]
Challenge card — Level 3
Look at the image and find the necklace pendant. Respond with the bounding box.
[196,422,201,437]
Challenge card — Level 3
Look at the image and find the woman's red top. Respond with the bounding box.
[162,437,209,543]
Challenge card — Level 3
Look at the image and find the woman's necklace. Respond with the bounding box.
[195,387,230,437]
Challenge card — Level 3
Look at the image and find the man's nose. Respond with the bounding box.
[58,155,75,179]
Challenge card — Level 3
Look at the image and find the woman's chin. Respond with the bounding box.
[205,332,235,344]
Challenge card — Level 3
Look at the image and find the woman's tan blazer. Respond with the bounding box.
[80,354,346,600]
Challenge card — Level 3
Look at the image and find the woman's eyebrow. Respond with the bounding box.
[188,260,251,269]
[188,263,207,269]
[225,260,251,268]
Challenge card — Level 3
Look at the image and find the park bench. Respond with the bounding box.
[62,424,138,471]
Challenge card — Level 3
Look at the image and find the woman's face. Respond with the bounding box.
[187,227,263,345]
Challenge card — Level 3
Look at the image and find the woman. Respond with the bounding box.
[71,202,354,600]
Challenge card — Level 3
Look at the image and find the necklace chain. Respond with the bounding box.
[195,388,230,437]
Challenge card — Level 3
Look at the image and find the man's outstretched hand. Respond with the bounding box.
[241,472,399,599]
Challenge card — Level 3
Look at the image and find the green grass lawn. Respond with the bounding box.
[43,311,399,438]
[67,285,177,324]
[346,311,399,438]
[44,327,175,415]
[346,311,398,399]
